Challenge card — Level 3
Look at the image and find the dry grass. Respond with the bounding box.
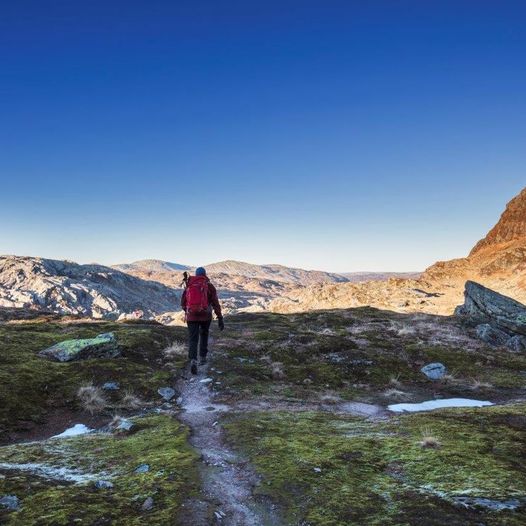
[163,341,187,361]
[121,390,144,409]
[419,428,441,449]
[389,375,403,389]
[382,388,411,401]
[77,383,108,414]
[470,379,493,391]
[271,361,286,380]
[319,392,341,405]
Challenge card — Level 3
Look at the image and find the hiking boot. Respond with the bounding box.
[190,359,198,375]
[199,356,207,366]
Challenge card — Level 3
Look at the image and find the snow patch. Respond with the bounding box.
[388,398,493,413]
[51,423,93,439]
[0,462,102,483]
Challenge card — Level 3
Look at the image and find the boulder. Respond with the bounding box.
[476,324,510,347]
[421,363,447,380]
[507,335,526,353]
[455,281,526,336]
[39,333,120,362]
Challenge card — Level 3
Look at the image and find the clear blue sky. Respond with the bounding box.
[1,1,524,272]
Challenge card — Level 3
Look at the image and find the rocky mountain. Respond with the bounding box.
[0,256,180,319]
[270,186,526,314]
[470,187,526,255]
[114,259,191,273]
[114,259,349,285]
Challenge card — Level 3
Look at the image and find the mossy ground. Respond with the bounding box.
[0,415,200,525]
[212,309,526,403]
[224,403,526,525]
[2,308,526,525]
[0,320,187,442]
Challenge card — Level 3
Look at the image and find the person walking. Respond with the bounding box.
[181,267,224,374]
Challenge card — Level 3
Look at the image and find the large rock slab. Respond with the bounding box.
[455,281,526,336]
[476,324,510,347]
[39,332,120,362]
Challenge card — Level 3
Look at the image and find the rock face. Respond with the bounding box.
[455,281,526,348]
[455,281,526,336]
[470,188,526,256]
[0,255,181,318]
[39,332,120,362]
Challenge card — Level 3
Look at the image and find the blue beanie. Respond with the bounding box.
[195,267,206,276]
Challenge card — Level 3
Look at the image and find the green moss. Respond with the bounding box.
[0,322,186,440]
[211,308,526,402]
[224,404,526,525]
[0,415,200,525]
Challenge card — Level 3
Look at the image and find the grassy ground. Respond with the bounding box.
[211,309,526,403]
[224,404,526,525]
[1,308,526,525]
[0,319,187,443]
[0,415,200,525]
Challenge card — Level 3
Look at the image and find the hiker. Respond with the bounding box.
[181,267,224,374]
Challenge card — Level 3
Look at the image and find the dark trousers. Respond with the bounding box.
[187,320,212,360]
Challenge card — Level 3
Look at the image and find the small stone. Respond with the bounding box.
[0,495,20,511]
[476,324,510,347]
[157,387,176,401]
[142,497,154,511]
[313,467,322,473]
[199,378,213,384]
[134,464,150,473]
[102,382,120,391]
[94,480,114,490]
[421,363,447,380]
[507,335,526,352]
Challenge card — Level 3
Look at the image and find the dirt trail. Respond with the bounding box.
[175,364,281,526]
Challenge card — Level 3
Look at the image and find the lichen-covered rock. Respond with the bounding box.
[420,362,447,380]
[38,332,120,362]
[507,335,526,353]
[476,324,510,347]
[455,281,526,336]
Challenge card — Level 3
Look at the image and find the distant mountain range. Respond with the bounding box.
[1,187,524,320]
[113,259,419,285]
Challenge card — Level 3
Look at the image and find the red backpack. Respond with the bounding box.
[185,276,209,313]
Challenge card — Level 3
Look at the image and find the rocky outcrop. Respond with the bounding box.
[470,188,526,256]
[455,281,526,335]
[0,256,181,318]
[455,281,526,348]
[38,332,120,362]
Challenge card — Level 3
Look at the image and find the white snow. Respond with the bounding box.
[51,423,93,439]
[388,398,493,413]
[0,462,101,483]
